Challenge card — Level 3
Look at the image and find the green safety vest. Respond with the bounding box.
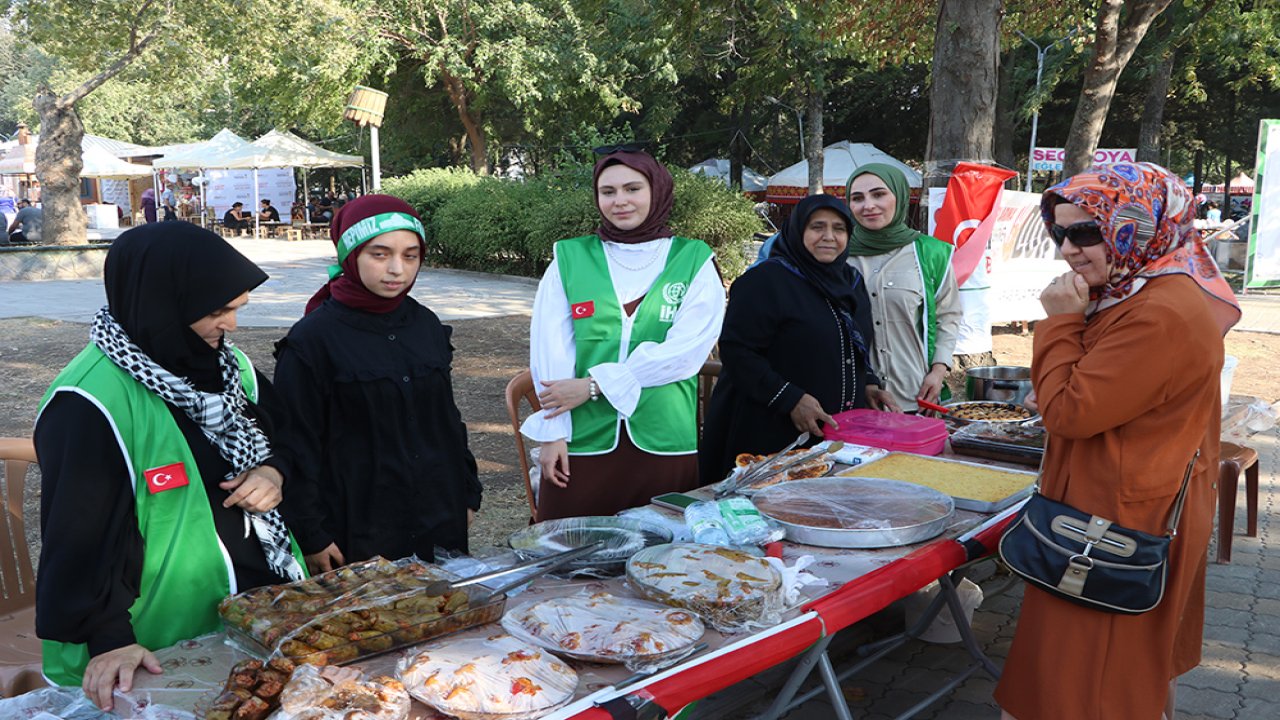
[913,235,954,366]
[557,235,712,455]
[37,344,305,687]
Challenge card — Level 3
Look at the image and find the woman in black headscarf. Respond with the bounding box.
[699,194,893,482]
[34,222,305,711]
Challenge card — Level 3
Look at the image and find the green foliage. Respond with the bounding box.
[384,163,760,279]
[379,167,486,256]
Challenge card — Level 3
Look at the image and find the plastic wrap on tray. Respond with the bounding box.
[508,516,672,577]
[274,664,410,720]
[397,633,578,720]
[626,543,784,633]
[752,479,953,531]
[501,591,705,672]
[217,557,504,666]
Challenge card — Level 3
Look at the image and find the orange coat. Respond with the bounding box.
[994,275,1222,720]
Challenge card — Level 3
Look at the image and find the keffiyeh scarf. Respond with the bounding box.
[91,308,305,582]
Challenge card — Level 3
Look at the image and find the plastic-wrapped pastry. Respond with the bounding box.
[203,657,296,720]
[218,556,505,665]
[626,543,784,632]
[502,591,704,670]
[274,664,410,720]
[397,633,578,720]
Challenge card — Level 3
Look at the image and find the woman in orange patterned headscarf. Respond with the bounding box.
[996,163,1239,720]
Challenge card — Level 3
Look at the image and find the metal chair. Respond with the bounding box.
[504,361,722,523]
[1217,441,1260,564]
[0,438,44,696]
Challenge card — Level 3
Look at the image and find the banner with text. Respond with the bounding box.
[1246,119,1280,288]
[1030,147,1137,173]
[206,168,297,217]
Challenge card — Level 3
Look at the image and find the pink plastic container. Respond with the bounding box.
[826,409,948,455]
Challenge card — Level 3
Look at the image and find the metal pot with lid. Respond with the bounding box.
[964,366,1033,405]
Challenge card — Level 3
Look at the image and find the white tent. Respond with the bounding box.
[689,158,768,193]
[214,129,363,170]
[151,129,252,169]
[80,144,153,179]
[765,141,921,204]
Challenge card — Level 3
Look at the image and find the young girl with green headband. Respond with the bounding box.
[274,194,481,573]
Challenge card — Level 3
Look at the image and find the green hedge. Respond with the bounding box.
[384,164,760,280]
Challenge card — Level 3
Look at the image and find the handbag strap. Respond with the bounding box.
[1036,436,1201,537]
[1165,449,1201,536]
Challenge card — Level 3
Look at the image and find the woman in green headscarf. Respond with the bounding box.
[845,163,962,412]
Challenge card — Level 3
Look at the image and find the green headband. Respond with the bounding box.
[336,211,424,265]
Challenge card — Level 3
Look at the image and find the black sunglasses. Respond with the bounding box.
[1048,221,1106,248]
[592,142,646,155]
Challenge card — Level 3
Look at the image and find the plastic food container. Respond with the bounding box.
[825,409,948,455]
[218,557,506,666]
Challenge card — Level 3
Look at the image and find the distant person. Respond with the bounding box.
[222,202,252,234]
[7,198,42,244]
[258,199,280,223]
[0,190,16,230]
[160,183,178,222]
[1206,202,1222,224]
[316,194,334,222]
[140,188,157,224]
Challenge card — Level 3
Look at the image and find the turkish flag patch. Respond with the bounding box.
[144,462,189,494]
[570,301,595,319]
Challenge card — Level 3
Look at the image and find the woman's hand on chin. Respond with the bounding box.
[1040,271,1090,316]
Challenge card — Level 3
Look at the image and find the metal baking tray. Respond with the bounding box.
[838,452,1036,513]
[752,477,954,549]
[508,516,672,577]
[950,433,1044,466]
[943,400,1038,427]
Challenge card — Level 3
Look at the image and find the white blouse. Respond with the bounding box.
[521,238,726,443]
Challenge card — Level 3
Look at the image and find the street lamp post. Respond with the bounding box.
[765,95,805,158]
[1016,29,1076,192]
[344,86,389,191]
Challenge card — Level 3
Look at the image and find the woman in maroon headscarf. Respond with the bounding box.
[521,149,725,521]
[273,195,481,572]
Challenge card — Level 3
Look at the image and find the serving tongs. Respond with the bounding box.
[421,541,606,597]
[716,439,843,498]
[723,432,808,490]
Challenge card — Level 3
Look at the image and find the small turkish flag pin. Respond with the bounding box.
[571,301,595,319]
[144,462,190,494]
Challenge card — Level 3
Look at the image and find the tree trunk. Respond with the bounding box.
[1136,48,1176,163]
[805,69,825,194]
[33,91,87,246]
[1062,0,1173,176]
[926,0,1001,165]
[994,49,1018,172]
[440,67,488,175]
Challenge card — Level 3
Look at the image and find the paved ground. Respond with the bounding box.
[4,237,1279,719]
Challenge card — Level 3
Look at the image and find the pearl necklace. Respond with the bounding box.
[604,240,663,272]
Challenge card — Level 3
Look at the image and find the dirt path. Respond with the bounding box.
[4,316,1278,563]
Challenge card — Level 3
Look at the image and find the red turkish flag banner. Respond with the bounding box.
[144,462,190,494]
[570,300,595,319]
[932,162,1018,286]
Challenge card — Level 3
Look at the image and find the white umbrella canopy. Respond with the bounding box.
[151,129,252,169]
[213,129,363,170]
[765,141,921,204]
[689,158,768,192]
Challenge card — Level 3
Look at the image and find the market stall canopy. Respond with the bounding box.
[0,141,34,176]
[81,144,154,178]
[1202,172,1255,196]
[211,129,363,170]
[766,141,921,204]
[151,129,252,169]
[689,158,768,193]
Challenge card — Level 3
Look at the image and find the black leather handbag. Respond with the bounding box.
[998,447,1199,615]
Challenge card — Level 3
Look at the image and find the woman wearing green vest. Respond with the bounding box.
[845,164,962,412]
[34,223,305,711]
[522,149,725,521]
